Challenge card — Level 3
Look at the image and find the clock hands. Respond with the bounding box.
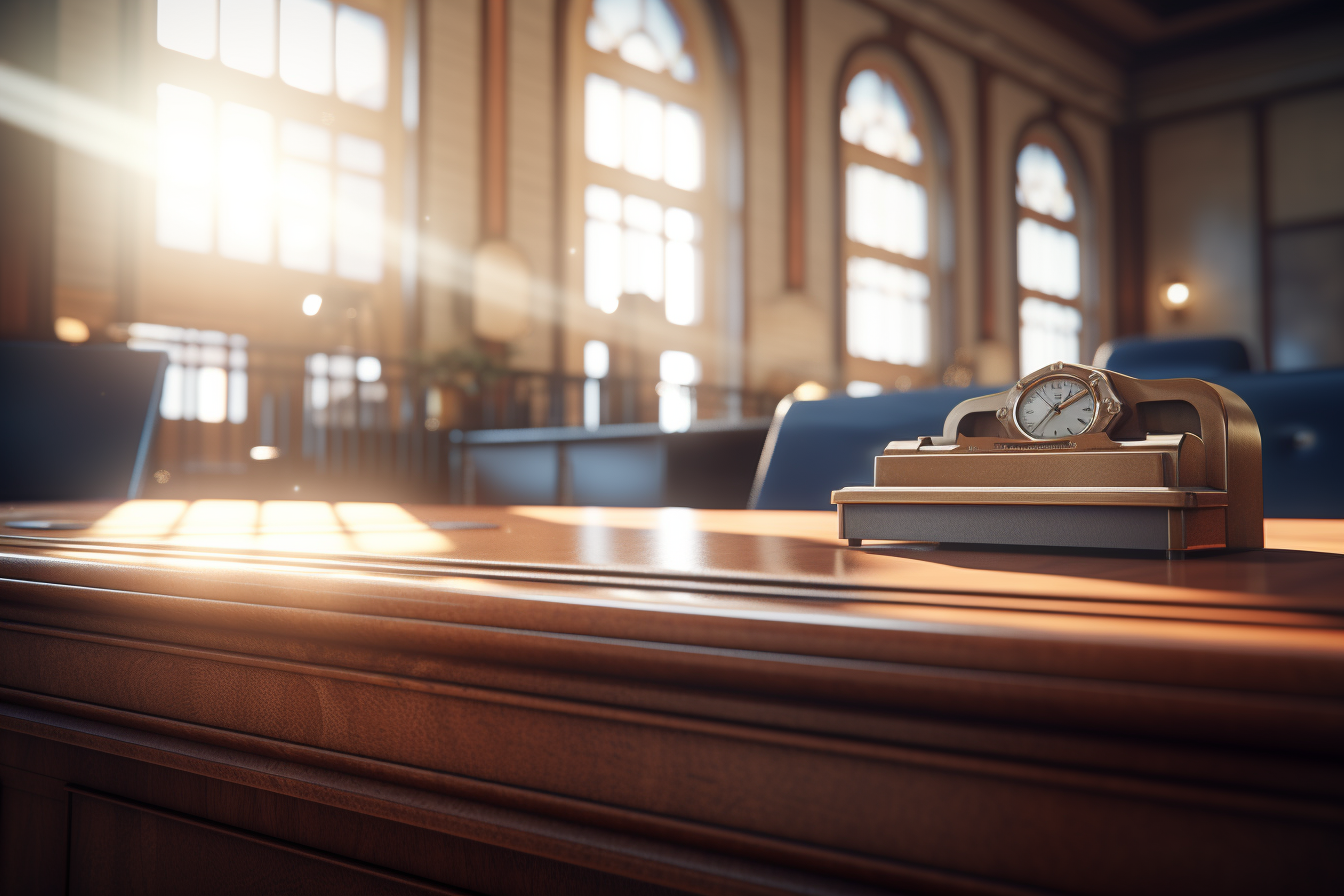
[1027,387,1061,434]
[1056,389,1089,413]
[1026,384,1091,436]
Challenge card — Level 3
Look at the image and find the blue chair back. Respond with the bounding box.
[0,342,167,500]
[753,369,1344,518]
[1096,336,1251,380]
[752,386,994,510]
[1211,369,1344,519]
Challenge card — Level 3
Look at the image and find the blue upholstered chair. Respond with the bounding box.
[752,366,1344,518]
[0,342,167,501]
[1209,369,1344,518]
[1095,336,1252,380]
[751,385,995,510]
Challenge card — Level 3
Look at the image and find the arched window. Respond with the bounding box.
[839,62,935,387]
[1016,139,1084,376]
[568,0,728,432]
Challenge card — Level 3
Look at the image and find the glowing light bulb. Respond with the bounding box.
[302,293,323,316]
[54,316,90,343]
[1161,283,1193,311]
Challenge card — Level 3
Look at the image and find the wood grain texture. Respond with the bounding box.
[1,503,1342,894]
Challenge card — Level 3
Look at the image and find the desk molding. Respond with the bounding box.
[3,508,1344,893]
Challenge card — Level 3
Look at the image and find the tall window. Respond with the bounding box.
[840,64,933,385]
[145,0,407,344]
[155,0,389,279]
[1016,140,1083,376]
[570,0,721,432]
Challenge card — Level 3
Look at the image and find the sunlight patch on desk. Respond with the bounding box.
[77,499,457,555]
[86,500,190,539]
[334,502,453,554]
[509,506,845,544]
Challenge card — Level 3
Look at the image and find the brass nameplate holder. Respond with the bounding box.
[832,362,1263,554]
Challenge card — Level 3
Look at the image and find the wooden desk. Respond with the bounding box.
[1,501,1341,895]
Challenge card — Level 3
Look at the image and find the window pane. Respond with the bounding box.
[587,0,694,83]
[846,256,930,367]
[336,133,384,174]
[583,339,610,379]
[665,240,698,325]
[660,350,700,385]
[622,194,662,233]
[664,104,702,191]
[228,369,249,423]
[1019,296,1081,376]
[197,366,229,423]
[664,206,696,242]
[623,228,663,300]
[220,0,276,77]
[619,32,664,73]
[588,0,640,51]
[643,0,684,67]
[160,364,185,420]
[846,164,927,260]
[584,184,622,222]
[159,0,217,59]
[584,218,622,312]
[658,385,694,432]
[585,74,623,168]
[156,84,214,253]
[281,119,331,161]
[623,87,663,181]
[841,69,921,165]
[279,0,333,95]
[218,103,274,263]
[846,381,883,397]
[622,192,664,301]
[584,377,602,431]
[335,5,387,110]
[335,172,383,282]
[1017,217,1080,299]
[278,158,331,272]
[1016,143,1075,222]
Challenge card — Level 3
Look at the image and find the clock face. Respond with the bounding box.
[1015,377,1096,439]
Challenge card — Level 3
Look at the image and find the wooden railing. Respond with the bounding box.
[143,349,780,502]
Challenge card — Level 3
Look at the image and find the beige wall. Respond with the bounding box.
[1144,112,1261,360]
[1268,87,1344,227]
[420,0,482,353]
[1136,25,1344,369]
[52,0,123,332]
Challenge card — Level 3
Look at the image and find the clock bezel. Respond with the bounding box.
[1002,362,1124,441]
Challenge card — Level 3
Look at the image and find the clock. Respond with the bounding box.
[1000,362,1124,441]
[831,361,1264,554]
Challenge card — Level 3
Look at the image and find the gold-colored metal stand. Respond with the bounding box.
[833,365,1263,553]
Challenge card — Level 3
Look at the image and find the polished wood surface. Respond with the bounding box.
[2,502,1343,894]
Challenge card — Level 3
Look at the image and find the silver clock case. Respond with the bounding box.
[998,362,1124,441]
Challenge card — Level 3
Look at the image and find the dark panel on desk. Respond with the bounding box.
[467,444,559,505]
[0,771,68,896]
[68,790,455,895]
[569,440,665,506]
[665,427,770,508]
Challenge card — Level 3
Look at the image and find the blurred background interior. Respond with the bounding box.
[1,0,1341,513]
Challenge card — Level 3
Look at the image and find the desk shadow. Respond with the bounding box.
[853,542,1344,601]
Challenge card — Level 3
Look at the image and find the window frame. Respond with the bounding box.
[135,0,408,354]
[562,0,732,426]
[836,49,942,388]
[1013,124,1092,375]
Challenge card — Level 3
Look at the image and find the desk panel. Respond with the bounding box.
[1,503,1342,894]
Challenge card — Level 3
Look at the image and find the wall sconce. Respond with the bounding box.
[1160,282,1191,311]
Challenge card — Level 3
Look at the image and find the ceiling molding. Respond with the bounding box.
[1052,0,1321,45]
